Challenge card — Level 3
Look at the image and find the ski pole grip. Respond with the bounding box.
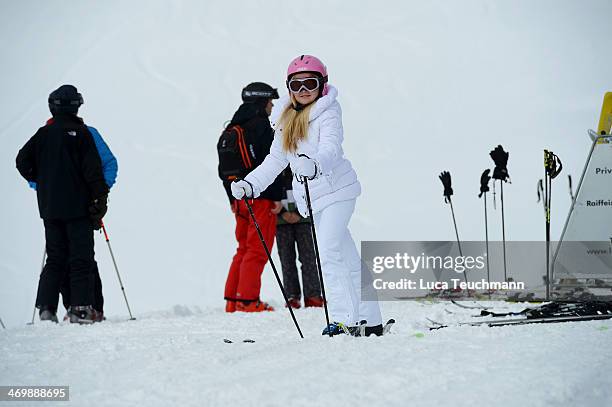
[101,221,110,242]
[296,154,318,182]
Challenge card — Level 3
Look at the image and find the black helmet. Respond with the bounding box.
[241,82,279,103]
[48,84,83,115]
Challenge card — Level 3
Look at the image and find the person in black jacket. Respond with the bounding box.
[221,82,283,312]
[16,85,109,324]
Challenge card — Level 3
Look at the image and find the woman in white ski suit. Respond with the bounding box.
[231,55,382,333]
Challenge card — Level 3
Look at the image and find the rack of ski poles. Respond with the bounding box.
[438,144,571,300]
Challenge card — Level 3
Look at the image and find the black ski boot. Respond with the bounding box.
[322,322,351,336]
[93,309,105,323]
[358,319,396,336]
[68,305,96,324]
[322,321,366,336]
[322,319,394,337]
[353,321,385,337]
[364,324,383,336]
[39,306,58,323]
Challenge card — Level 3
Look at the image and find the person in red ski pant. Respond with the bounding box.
[225,199,278,312]
[219,83,284,312]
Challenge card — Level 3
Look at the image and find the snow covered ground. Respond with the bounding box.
[2,0,612,327]
[2,301,611,407]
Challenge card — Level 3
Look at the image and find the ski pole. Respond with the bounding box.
[301,177,332,337]
[543,150,562,300]
[448,200,467,284]
[439,171,468,284]
[489,145,510,282]
[27,247,47,325]
[242,198,304,338]
[500,182,507,282]
[479,169,491,296]
[449,200,464,259]
[100,221,136,320]
[484,194,491,296]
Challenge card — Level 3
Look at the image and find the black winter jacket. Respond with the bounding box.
[221,103,283,203]
[16,113,109,220]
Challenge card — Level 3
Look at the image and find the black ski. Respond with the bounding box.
[451,299,488,310]
[221,320,396,342]
[427,313,612,330]
[477,309,528,318]
[426,317,444,327]
[467,314,612,327]
[223,338,256,344]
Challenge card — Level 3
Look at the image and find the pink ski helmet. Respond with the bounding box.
[286,55,329,96]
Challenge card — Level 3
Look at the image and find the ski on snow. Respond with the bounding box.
[223,338,256,344]
[426,313,612,330]
[450,299,488,310]
[222,319,396,342]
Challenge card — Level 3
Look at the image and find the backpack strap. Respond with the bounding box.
[233,125,253,169]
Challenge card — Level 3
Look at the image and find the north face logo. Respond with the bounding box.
[67,131,77,136]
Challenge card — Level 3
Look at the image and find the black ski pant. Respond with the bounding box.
[276,222,321,299]
[36,217,95,309]
[60,262,104,312]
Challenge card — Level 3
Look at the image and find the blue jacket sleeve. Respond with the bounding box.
[88,126,118,188]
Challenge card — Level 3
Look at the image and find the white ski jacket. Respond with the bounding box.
[245,85,361,217]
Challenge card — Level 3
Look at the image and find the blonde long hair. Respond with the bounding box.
[278,94,315,153]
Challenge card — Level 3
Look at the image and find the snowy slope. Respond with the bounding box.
[1,0,611,328]
[2,301,612,407]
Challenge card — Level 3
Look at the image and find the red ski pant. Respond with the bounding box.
[224,199,277,302]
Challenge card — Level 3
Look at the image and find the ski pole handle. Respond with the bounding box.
[100,220,110,242]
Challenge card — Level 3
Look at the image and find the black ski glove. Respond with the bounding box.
[490,145,510,182]
[89,194,108,230]
[438,171,453,202]
[478,169,491,198]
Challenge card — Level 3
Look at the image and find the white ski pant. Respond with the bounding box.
[313,199,382,327]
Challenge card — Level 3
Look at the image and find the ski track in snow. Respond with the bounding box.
[1,301,611,407]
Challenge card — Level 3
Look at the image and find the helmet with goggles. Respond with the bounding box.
[241,82,279,103]
[286,55,328,96]
[48,84,83,115]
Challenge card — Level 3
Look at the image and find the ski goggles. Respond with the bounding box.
[287,77,321,93]
[48,94,84,106]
